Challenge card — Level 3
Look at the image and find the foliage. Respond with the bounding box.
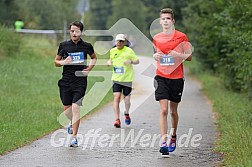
[141,0,174,38]
[0,25,22,58]
[0,0,19,27]
[0,0,79,29]
[216,0,252,97]
[106,0,147,33]
[85,0,112,30]
[0,0,251,104]
[182,0,252,98]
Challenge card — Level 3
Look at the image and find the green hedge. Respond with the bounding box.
[0,25,22,58]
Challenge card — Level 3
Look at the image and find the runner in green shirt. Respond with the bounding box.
[107,34,139,128]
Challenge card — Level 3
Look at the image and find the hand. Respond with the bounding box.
[168,50,178,58]
[62,56,72,65]
[153,53,163,61]
[124,60,132,66]
[82,67,90,76]
[169,50,190,59]
[107,59,112,66]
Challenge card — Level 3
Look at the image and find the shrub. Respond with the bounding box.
[0,25,22,58]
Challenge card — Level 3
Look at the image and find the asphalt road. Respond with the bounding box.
[0,57,221,167]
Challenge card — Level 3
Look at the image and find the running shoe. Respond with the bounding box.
[124,114,131,125]
[159,141,169,155]
[114,119,121,128]
[67,121,73,134]
[168,136,177,152]
[70,136,78,147]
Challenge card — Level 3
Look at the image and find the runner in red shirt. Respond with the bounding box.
[153,8,193,156]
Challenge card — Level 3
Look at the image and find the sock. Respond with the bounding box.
[172,135,176,138]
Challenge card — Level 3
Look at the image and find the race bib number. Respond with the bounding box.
[68,52,84,64]
[114,67,124,74]
[160,55,175,66]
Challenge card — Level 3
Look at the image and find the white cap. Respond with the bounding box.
[115,34,126,41]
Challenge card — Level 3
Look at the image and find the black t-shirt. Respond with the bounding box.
[57,39,94,80]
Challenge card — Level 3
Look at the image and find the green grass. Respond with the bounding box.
[4,34,251,166]
[185,59,252,167]
[0,35,113,155]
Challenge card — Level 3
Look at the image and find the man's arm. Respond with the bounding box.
[124,49,140,65]
[82,53,97,75]
[169,41,193,61]
[87,53,97,71]
[54,55,72,67]
[131,59,140,65]
[169,50,192,61]
[124,59,139,66]
[153,52,163,61]
[107,59,112,66]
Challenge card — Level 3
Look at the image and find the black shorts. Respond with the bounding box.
[154,75,184,103]
[113,81,132,96]
[58,78,87,106]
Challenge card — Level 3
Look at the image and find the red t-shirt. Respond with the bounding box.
[153,30,189,79]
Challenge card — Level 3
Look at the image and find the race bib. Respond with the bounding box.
[68,52,84,64]
[114,67,124,74]
[160,55,175,66]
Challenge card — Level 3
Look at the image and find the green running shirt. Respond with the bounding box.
[110,46,138,82]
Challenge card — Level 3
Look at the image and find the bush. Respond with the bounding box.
[0,25,22,58]
[182,0,252,99]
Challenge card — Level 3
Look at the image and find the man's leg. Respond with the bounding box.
[72,103,80,137]
[170,101,179,136]
[113,92,121,120]
[64,105,72,120]
[122,82,132,114]
[124,95,131,125]
[68,103,80,147]
[124,95,131,114]
[169,78,183,136]
[168,101,179,152]
[60,85,72,121]
[113,92,121,128]
[64,105,73,134]
[159,99,169,142]
[159,99,169,155]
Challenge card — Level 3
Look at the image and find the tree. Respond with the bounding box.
[107,0,146,33]
[141,0,187,38]
[85,0,112,30]
[0,0,80,30]
[17,0,79,29]
[182,0,226,70]
[0,0,19,27]
[141,0,172,38]
[182,0,252,97]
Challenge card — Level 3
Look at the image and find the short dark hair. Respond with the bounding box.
[160,8,174,19]
[69,21,84,32]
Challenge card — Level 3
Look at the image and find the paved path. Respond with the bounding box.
[0,57,221,167]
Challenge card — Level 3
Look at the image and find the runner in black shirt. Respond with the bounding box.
[54,21,97,147]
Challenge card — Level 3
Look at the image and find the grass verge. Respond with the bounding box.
[185,59,252,167]
[0,34,113,155]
